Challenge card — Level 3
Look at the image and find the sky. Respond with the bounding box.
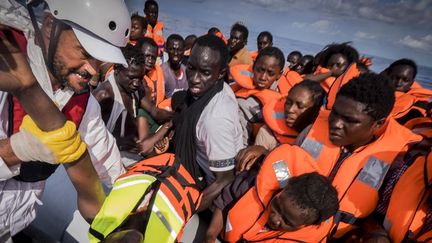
[126,0,432,67]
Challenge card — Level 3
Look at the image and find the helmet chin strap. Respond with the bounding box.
[27,2,67,88]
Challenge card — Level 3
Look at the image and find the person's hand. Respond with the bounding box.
[10,115,86,164]
[235,145,267,172]
[154,137,170,154]
[0,25,37,92]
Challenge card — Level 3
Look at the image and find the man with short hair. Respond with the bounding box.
[162,34,188,98]
[250,31,273,60]
[228,23,253,67]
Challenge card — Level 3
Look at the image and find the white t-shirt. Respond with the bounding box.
[195,83,244,184]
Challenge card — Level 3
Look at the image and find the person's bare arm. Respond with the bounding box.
[1,25,105,220]
[197,170,235,212]
[0,25,66,129]
[64,153,105,223]
[139,98,173,123]
[303,71,332,82]
[137,121,172,155]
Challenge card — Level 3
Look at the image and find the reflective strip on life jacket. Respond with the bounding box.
[230,64,255,89]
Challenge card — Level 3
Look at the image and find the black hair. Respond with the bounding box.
[195,34,229,69]
[208,27,221,35]
[231,23,249,40]
[114,44,145,74]
[288,51,302,59]
[291,79,325,108]
[166,34,184,46]
[135,37,157,52]
[318,42,359,67]
[282,172,339,225]
[131,13,147,29]
[144,0,158,10]
[255,46,285,70]
[257,31,273,43]
[299,55,315,74]
[337,73,395,121]
[387,58,417,79]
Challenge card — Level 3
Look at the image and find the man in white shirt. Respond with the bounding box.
[174,34,243,211]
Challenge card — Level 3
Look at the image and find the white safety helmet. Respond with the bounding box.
[45,0,131,66]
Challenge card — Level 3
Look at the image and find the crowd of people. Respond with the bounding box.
[0,0,431,242]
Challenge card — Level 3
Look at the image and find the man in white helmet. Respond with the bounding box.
[0,0,131,241]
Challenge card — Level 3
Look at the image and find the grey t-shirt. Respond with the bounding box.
[195,83,244,184]
[161,62,188,98]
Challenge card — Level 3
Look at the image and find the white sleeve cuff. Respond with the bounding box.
[0,156,21,181]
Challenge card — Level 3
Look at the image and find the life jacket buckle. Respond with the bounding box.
[334,211,357,225]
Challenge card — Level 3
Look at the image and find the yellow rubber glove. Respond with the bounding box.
[10,115,87,164]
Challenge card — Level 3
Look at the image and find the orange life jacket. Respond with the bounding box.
[214,31,228,45]
[144,64,165,106]
[157,97,172,111]
[314,66,335,93]
[404,116,432,139]
[298,109,422,239]
[120,153,202,224]
[391,82,432,121]
[283,70,304,92]
[145,21,164,55]
[231,64,284,104]
[223,145,321,242]
[409,82,432,102]
[250,50,258,61]
[383,151,432,242]
[325,63,360,110]
[262,98,298,145]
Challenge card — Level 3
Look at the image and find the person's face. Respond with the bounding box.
[287,54,300,69]
[166,39,184,66]
[284,86,316,129]
[52,29,99,93]
[141,44,157,73]
[253,55,282,90]
[257,35,272,51]
[327,53,348,77]
[130,19,144,41]
[186,45,225,97]
[294,57,313,75]
[116,64,144,94]
[329,96,383,148]
[267,191,316,231]
[228,30,246,53]
[144,4,158,26]
[388,65,415,93]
